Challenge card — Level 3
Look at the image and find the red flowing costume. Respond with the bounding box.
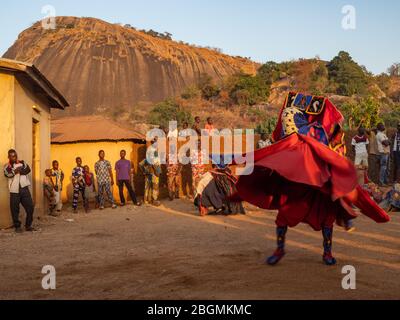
[235,93,390,231]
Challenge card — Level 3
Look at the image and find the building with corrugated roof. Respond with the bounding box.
[50,116,146,204]
[0,58,69,228]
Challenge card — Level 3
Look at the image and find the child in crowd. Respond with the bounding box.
[43,169,57,216]
[83,165,98,211]
[72,157,87,213]
[51,160,64,214]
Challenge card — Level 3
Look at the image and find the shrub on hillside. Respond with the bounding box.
[381,104,400,128]
[258,61,295,85]
[148,99,193,128]
[228,73,270,106]
[255,117,278,135]
[197,74,220,100]
[327,51,370,96]
[340,96,382,130]
[181,85,201,100]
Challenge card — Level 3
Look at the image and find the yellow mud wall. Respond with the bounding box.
[14,78,52,222]
[51,141,146,205]
[0,72,15,229]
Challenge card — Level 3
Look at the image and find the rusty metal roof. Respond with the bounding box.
[51,116,145,144]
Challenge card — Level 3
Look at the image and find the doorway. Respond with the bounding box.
[32,119,40,205]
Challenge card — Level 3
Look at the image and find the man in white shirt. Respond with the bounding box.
[3,149,35,233]
[257,133,272,150]
[351,127,369,168]
[376,123,391,186]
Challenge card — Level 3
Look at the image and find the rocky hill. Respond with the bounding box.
[3,16,257,116]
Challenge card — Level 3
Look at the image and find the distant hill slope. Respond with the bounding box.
[3,16,257,116]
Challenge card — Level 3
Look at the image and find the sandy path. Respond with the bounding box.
[0,199,399,300]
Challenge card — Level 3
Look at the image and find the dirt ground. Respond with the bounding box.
[0,199,399,300]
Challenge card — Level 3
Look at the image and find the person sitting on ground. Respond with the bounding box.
[257,133,272,150]
[194,156,245,216]
[43,169,57,216]
[378,183,400,212]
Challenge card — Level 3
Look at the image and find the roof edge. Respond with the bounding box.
[0,58,69,109]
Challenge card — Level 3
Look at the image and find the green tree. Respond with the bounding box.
[381,104,400,128]
[255,117,278,135]
[257,61,282,85]
[340,96,382,130]
[228,73,270,106]
[327,51,370,96]
[197,74,220,100]
[148,99,193,128]
[181,85,201,100]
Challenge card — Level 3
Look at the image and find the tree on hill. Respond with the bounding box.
[148,99,193,128]
[327,51,370,96]
[309,61,329,95]
[340,96,382,130]
[255,116,278,135]
[227,73,270,106]
[382,104,400,127]
[197,74,220,100]
[257,61,295,85]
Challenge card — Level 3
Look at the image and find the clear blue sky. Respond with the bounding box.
[0,0,399,74]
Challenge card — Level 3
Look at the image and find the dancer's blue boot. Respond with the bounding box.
[322,226,337,266]
[266,226,287,265]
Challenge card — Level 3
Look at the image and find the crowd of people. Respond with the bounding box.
[43,149,142,216]
[352,123,400,211]
[3,116,246,233]
[4,113,400,233]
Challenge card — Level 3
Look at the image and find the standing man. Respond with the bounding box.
[192,116,202,136]
[115,150,141,206]
[43,169,57,216]
[51,160,64,214]
[191,140,207,197]
[179,122,191,138]
[166,147,182,201]
[392,123,400,182]
[368,128,379,184]
[72,157,87,213]
[140,140,161,206]
[352,127,369,168]
[205,117,215,135]
[257,133,272,150]
[3,149,35,233]
[376,123,391,186]
[95,150,117,210]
